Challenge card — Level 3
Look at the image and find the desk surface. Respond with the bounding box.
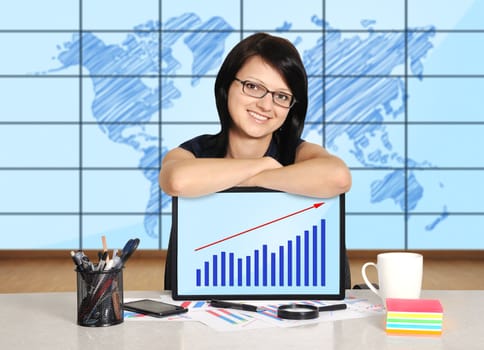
[1,290,483,350]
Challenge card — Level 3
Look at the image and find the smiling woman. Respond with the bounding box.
[159,32,351,199]
[158,32,352,291]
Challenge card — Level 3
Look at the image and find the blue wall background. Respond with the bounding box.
[0,0,483,250]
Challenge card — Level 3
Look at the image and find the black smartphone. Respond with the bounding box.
[123,299,188,318]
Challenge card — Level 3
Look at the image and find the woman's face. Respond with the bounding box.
[227,55,292,142]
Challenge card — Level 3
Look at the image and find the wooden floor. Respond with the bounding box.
[1,250,484,293]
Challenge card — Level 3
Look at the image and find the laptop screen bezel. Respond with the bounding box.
[171,187,346,300]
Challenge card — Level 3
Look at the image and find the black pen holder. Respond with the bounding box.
[76,267,124,327]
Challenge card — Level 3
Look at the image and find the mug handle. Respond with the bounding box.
[361,262,379,296]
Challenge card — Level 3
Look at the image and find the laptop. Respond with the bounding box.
[171,187,345,300]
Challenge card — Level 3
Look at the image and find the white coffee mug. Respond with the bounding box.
[361,252,423,301]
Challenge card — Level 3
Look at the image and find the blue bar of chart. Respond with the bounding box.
[195,219,327,287]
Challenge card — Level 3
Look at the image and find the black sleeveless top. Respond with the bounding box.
[163,134,305,290]
[179,134,303,159]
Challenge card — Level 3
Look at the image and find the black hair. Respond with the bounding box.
[213,32,308,165]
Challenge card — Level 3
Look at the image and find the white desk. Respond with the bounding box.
[1,290,483,350]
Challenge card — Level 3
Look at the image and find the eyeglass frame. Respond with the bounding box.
[234,77,296,108]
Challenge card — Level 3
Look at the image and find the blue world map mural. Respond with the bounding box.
[1,1,483,250]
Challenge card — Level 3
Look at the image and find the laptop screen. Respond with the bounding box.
[172,187,345,300]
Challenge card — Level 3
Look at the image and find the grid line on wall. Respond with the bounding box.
[78,0,84,249]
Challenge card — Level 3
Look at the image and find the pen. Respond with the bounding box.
[119,238,140,267]
[78,251,93,272]
[70,250,85,272]
[96,251,108,271]
[210,300,261,312]
[318,303,347,312]
[104,258,114,271]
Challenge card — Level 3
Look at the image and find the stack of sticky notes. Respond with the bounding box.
[385,298,443,336]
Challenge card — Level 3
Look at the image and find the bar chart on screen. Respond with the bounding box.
[195,218,327,288]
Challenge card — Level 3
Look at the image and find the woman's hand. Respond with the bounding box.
[160,151,284,197]
[240,142,352,198]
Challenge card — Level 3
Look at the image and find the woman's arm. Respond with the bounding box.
[242,142,352,198]
[159,147,282,197]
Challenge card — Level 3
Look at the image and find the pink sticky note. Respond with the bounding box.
[386,298,443,313]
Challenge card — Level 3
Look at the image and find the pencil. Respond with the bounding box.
[102,235,110,263]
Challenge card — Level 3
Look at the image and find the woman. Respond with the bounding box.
[160,33,352,289]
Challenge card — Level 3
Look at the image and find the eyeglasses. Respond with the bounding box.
[234,78,296,108]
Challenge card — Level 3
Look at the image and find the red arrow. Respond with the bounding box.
[194,202,324,251]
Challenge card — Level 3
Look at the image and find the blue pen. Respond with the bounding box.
[119,238,140,267]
